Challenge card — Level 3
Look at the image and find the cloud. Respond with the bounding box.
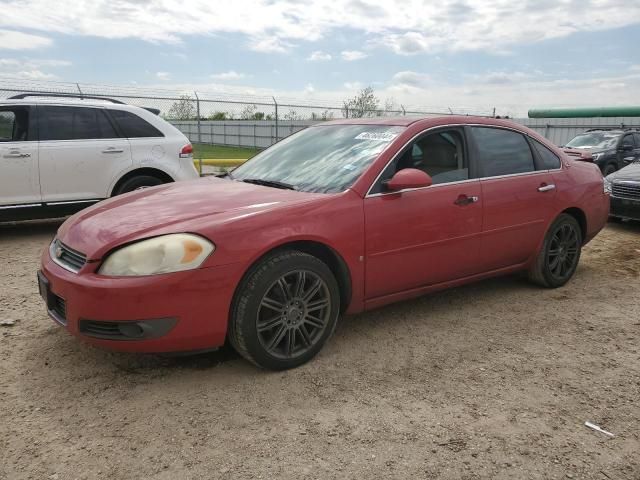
[1,1,639,56]
[304,83,315,94]
[249,36,292,53]
[156,71,170,80]
[391,71,431,87]
[0,29,52,50]
[341,50,368,61]
[0,57,70,79]
[343,81,363,90]
[210,70,246,81]
[308,50,332,61]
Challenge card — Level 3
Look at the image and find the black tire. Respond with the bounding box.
[114,175,165,195]
[228,250,340,370]
[529,213,582,288]
[603,163,617,176]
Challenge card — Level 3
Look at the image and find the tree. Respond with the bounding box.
[342,87,380,118]
[208,111,228,120]
[167,95,196,120]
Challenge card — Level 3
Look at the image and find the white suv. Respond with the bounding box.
[0,94,199,221]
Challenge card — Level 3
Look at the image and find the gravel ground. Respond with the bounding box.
[1,220,639,480]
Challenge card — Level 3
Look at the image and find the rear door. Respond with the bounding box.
[469,126,557,271]
[0,105,40,206]
[38,105,132,202]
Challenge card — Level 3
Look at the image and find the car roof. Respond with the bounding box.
[0,98,134,109]
[318,115,523,129]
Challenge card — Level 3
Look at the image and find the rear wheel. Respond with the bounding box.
[603,163,617,176]
[114,175,165,195]
[228,250,340,370]
[529,214,582,288]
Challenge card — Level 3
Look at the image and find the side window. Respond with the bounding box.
[622,134,635,148]
[373,129,468,193]
[0,108,30,142]
[470,127,534,177]
[531,139,561,170]
[39,107,118,141]
[108,110,164,138]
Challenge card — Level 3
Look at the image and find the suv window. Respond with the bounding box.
[531,139,561,170]
[471,127,534,177]
[0,107,30,142]
[621,134,635,148]
[39,106,118,141]
[373,129,468,193]
[108,110,164,138]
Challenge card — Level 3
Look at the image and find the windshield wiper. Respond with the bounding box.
[241,178,297,190]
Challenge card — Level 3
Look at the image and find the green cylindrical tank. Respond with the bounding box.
[528,107,640,118]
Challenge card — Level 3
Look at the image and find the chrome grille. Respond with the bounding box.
[612,182,640,200]
[51,240,87,273]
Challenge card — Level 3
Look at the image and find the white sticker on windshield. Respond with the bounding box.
[355,131,399,142]
[342,164,357,171]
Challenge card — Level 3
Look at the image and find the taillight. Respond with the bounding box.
[180,144,193,158]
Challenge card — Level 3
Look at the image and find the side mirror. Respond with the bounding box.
[385,168,432,192]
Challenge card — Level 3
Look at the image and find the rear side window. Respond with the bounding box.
[531,139,561,170]
[470,127,535,177]
[0,107,30,142]
[622,134,635,148]
[109,110,164,138]
[39,106,118,141]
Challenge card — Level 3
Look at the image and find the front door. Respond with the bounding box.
[0,105,40,206]
[364,127,483,299]
[37,105,132,202]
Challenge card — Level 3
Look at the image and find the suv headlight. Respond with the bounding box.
[99,234,215,276]
[603,176,612,194]
[591,152,605,162]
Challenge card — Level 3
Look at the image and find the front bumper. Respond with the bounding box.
[39,248,244,353]
[610,195,640,221]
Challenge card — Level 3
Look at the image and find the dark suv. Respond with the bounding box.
[564,129,640,176]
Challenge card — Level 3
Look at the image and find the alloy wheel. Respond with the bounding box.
[547,223,580,281]
[256,270,331,359]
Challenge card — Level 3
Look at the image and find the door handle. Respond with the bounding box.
[102,148,124,154]
[454,194,479,206]
[538,184,556,192]
[3,152,29,158]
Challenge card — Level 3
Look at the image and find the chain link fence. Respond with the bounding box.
[0,76,494,147]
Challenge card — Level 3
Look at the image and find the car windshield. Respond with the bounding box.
[565,132,620,149]
[231,125,405,193]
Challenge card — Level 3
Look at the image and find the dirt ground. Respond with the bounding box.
[0,220,639,480]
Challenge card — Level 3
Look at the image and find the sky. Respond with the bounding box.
[0,0,639,116]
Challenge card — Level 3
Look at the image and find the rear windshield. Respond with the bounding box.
[565,132,620,149]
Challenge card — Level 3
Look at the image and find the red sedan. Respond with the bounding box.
[39,116,609,370]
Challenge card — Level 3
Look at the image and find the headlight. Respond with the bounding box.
[603,176,612,194]
[591,152,604,162]
[99,234,215,276]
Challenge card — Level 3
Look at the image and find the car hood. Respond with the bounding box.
[608,162,640,182]
[562,147,593,161]
[57,177,325,260]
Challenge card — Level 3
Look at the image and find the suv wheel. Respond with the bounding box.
[603,163,617,176]
[228,250,340,370]
[114,175,164,195]
[529,214,582,288]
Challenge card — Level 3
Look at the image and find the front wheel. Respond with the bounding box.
[114,175,165,195]
[529,214,582,288]
[228,250,340,370]
[603,163,617,176]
